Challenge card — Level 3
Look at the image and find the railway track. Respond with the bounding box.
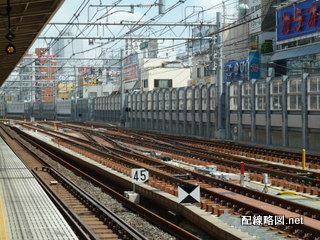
[0,123,202,240]
[34,167,146,240]
[0,125,148,240]
[107,125,320,169]
[71,121,320,169]
[61,124,320,188]
[14,122,320,239]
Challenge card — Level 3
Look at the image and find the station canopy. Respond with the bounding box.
[0,0,64,86]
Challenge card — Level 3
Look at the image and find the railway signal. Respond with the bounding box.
[5,43,16,55]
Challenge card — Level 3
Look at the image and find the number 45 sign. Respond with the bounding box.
[131,168,149,183]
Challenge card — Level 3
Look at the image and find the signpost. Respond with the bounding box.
[131,168,149,192]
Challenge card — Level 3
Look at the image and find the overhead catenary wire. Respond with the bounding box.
[8,0,303,91]
[31,0,191,74]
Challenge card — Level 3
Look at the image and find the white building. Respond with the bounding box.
[140,58,191,91]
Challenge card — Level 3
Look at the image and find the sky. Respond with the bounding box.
[31,0,238,59]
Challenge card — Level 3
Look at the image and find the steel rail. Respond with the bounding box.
[6,125,202,240]
[19,123,320,219]
[39,167,148,240]
[15,124,320,239]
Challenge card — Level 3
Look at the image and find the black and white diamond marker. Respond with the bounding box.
[178,185,200,203]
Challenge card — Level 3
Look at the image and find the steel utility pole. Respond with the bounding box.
[215,11,225,138]
[120,49,125,126]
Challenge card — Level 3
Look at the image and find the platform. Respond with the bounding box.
[0,137,78,240]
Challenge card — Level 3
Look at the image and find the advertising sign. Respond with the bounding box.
[124,53,139,82]
[249,51,260,79]
[224,59,249,82]
[124,65,139,82]
[277,0,320,41]
[248,0,261,34]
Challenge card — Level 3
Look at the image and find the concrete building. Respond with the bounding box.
[35,48,57,102]
[77,67,110,98]
[140,58,191,91]
[189,25,217,86]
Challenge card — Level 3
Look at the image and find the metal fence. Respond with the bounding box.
[1,73,320,151]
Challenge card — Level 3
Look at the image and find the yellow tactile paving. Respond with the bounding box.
[0,194,8,240]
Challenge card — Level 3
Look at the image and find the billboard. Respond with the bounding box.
[249,51,260,79]
[124,65,139,82]
[248,0,261,35]
[224,59,249,82]
[124,53,139,82]
[277,0,320,41]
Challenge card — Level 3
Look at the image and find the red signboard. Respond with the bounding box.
[124,64,138,82]
[277,0,320,41]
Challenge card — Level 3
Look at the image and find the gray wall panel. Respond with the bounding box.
[187,112,192,121]
[308,115,320,129]
[202,113,208,122]
[271,114,282,126]
[256,114,266,126]
[210,113,216,122]
[230,113,238,124]
[242,114,251,124]
[288,115,302,128]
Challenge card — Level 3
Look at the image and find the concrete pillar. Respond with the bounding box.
[169,89,173,133]
[225,82,231,139]
[155,91,160,131]
[199,86,203,137]
[302,73,309,149]
[206,85,211,138]
[150,92,154,130]
[251,79,256,142]
[265,77,271,145]
[162,90,166,131]
[134,94,138,128]
[183,88,187,135]
[282,76,288,147]
[139,93,143,129]
[237,81,243,140]
[191,86,196,136]
[175,89,179,134]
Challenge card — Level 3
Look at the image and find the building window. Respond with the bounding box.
[158,92,163,110]
[143,79,148,88]
[255,82,266,110]
[147,93,152,110]
[270,80,282,110]
[197,67,201,78]
[288,78,301,110]
[204,65,211,77]
[230,84,238,110]
[308,76,320,110]
[242,82,251,110]
[186,89,192,110]
[210,86,216,110]
[179,90,184,110]
[154,79,172,88]
[202,87,207,110]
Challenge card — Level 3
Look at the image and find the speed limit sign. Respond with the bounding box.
[131,168,149,183]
